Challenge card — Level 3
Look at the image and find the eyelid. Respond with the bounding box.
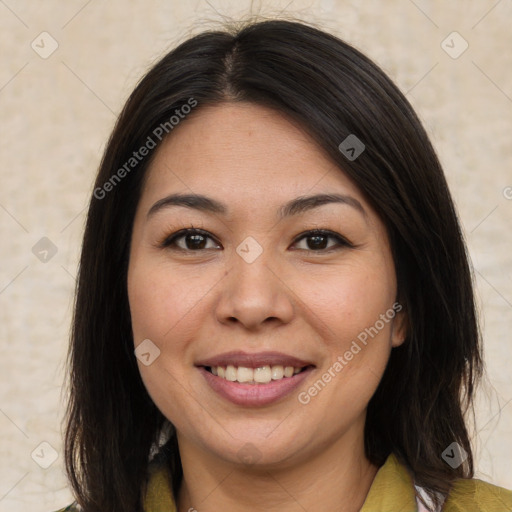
[160,227,353,252]
[291,229,353,251]
[160,227,221,250]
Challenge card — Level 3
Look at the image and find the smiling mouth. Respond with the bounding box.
[204,364,311,384]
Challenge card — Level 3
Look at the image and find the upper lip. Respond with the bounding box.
[195,351,314,369]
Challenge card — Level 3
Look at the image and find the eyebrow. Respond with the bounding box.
[146,192,367,220]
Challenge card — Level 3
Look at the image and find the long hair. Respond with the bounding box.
[64,18,483,511]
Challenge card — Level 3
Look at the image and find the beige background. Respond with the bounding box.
[0,1,511,511]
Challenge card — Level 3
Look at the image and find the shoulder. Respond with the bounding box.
[51,460,175,512]
[443,477,512,511]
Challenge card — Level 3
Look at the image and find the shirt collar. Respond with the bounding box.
[360,453,418,511]
[144,452,416,512]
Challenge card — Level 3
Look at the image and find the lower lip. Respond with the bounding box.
[198,367,313,407]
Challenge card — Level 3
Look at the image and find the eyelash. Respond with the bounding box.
[159,227,353,253]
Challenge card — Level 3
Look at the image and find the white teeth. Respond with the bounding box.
[237,366,253,383]
[271,365,284,380]
[254,366,271,384]
[284,366,294,378]
[225,365,237,381]
[209,364,305,383]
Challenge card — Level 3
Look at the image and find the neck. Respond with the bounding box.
[176,428,379,512]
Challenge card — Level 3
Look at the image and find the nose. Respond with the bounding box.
[214,247,295,331]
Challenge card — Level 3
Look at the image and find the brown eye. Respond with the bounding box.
[292,230,352,252]
[161,228,351,253]
[162,229,221,251]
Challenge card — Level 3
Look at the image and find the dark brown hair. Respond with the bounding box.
[64,18,483,511]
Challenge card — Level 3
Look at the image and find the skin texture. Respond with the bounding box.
[127,102,407,512]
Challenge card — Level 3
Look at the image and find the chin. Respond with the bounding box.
[199,428,308,468]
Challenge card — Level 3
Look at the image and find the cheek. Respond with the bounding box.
[128,257,212,344]
[293,256,398,405]
[296,259,397,343]
[127,258,204,430]
[137,360,201,439]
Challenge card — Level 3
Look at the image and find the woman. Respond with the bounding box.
[55,19,512,512]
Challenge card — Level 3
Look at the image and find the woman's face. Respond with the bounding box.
[127,102,406,467]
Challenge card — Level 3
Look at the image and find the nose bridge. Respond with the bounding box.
[232,238,272,293]
[215,235,294,328]
[230,235,276,302]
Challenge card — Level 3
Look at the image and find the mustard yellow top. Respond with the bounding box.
[56,453,512,511]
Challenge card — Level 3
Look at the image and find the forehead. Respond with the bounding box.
[140,102,366,216]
